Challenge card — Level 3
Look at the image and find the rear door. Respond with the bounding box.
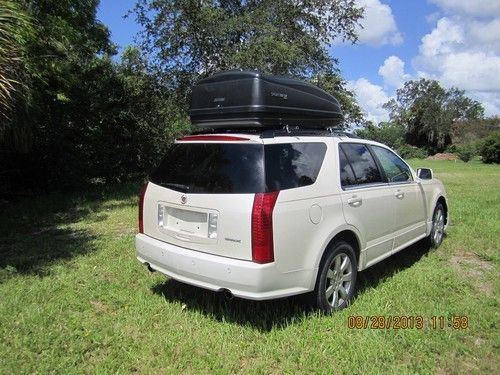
[370,145,427,249]
[338,143,396,267]
[142,139,264,260]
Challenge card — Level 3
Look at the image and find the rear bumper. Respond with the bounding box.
[135,234,314,300]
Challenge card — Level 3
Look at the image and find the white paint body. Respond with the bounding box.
[136,135,448,300]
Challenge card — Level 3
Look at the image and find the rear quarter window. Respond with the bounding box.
[265,143,327,191]
[339,143,383,186]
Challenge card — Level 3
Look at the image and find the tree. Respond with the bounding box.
[68,47,190,183]
[355,121,405,149]
[0,0,32,131]
[314,69,364,126]
[0,0,115,153]
[451,117,499,144]
[133,0,365,126]
[383,79,484,153]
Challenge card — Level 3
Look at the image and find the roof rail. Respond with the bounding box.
[189,125,358,139]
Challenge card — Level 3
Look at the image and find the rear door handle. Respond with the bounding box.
[395,190,405,199]
[347,196,362,207]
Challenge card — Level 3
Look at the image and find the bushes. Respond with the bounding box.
[395,144,428,159]
[355,118,499,164]
[455,144,475,162]
[478,131,500,163]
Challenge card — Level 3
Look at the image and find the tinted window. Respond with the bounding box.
[371,146,412,182]
[265,143,327,191]
[339,143,383,185]
[151,143,264,194]
[339,148,356,187]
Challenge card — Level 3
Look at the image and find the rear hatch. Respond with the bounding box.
[142,136,264,260]
[141,135,327,261]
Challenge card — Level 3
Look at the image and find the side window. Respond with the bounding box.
[371,146,412,183]
[339,143,383,186]
[339,147,356,187]
[265,142,327,191]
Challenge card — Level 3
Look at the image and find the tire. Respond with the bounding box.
[429,203,445,248]
[313,241,358,313]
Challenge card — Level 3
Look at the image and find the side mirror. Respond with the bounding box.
[417,168,433,180]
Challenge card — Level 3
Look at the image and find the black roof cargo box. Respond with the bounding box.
[189,70,343,128]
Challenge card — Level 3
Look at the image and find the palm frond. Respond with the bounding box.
[0,0,32,123]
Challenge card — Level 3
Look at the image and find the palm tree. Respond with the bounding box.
[0,0,31,126]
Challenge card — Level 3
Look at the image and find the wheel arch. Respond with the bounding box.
[315,228,362,273]
[436,196,448,225]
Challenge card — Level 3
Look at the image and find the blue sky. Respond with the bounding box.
[97,0,500,122]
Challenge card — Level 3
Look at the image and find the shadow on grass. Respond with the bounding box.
[0,181,140,282]
[151,280,316,332]
[355,238,434,297]
[151,238,436,331]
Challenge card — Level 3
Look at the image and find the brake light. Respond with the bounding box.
[251,191,280,263]
[138,182,149,233]
[176,135,250,141]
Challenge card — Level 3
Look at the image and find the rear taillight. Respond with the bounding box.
[251,191,280,264]
[138,182,149,233]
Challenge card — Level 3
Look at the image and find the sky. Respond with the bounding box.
[97,0,500,123]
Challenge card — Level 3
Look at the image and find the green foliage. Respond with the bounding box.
[355,121,428,158]
[134,0,363,78]
[395,144,428,159]
[34,49,190,186]
[455,143,475,163]
[1,1,190,191]
[478,130,500,163]
[445,143,457,153]
[384,79,484,153]
[2,0,114,153]
[355,121,405,149]
[0,0,33,127]
[133,0,365,126]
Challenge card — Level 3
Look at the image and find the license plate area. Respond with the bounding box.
[158,203,218,242]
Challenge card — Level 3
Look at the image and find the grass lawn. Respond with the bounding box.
[0,160,498,374]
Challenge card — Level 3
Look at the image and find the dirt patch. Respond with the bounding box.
[449,253,494,296]
[427,153,458,161]
[90,300,113,314]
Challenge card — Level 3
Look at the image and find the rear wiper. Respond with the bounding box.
[158,182,190,193]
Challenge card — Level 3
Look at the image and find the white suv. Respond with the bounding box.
[135,130,448,312]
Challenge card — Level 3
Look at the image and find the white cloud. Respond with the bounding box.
[429,0,500,17]
[468,19,500,53]
[378,56,411,88]
[356,0,403,46]
[440,52,500,92]
[413,5,500,117]
[419,18,463,58]
[347,78,391,123]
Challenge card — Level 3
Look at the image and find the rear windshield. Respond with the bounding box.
[150,142,326,194]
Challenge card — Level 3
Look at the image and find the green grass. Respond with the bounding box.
[1,160,498,374]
